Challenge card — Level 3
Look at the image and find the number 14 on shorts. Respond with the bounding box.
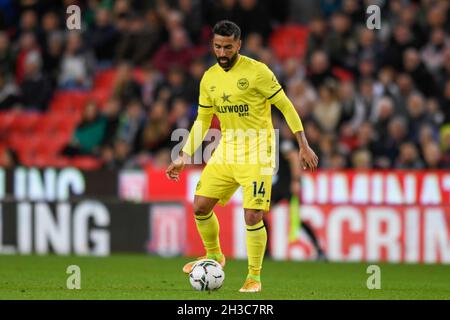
[252,181,266,197]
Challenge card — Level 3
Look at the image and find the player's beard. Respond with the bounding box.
[217,52,238,70]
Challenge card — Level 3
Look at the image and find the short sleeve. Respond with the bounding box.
[255,63,283,102]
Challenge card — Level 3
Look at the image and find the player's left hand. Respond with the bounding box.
[299,145,319,172]
[165,157,185,182]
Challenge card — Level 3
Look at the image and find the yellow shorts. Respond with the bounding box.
[195,162,273,211]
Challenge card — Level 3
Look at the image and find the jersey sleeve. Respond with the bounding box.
[199,73,213,108]
[255,63,283,103]
[181,74,214,156]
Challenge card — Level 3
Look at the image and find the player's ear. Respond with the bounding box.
[237,39,242,51]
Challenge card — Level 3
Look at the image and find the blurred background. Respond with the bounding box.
[0,0,449,263]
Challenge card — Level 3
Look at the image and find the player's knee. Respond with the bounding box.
[193,204,211,216]
[245,210,264,226]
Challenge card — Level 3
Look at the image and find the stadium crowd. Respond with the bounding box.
[0,0,450,170]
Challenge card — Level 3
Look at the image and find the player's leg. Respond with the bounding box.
[183,163,238,274]
[238,166,273,292]
[193,195,225,261]
[239,208,267,292]
[183,195,225,273]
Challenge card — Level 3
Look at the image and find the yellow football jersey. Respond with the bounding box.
[197,55,282,166]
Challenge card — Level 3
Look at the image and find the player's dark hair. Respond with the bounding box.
[212,20,241,40]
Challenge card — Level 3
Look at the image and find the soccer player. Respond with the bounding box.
[166,20,318,293]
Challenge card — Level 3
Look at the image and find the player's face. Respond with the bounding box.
[212,34,241,70]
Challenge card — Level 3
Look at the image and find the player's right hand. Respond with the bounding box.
[166,157,185,182]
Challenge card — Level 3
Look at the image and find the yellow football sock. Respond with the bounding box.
[195,211,223,260]
[246,220,267,282]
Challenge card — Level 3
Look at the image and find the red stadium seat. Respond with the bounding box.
[269,24,309,62]
[0,111,20,133]
[70,156,103,170]
[11,112,42,133]
[93,68,117,90]
[36,112,79,135]
[50,91,89,114]
[88,88,110,108]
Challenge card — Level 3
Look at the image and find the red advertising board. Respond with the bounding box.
[143,168,450,263]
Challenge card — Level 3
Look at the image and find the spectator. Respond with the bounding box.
[337,80,365,131]
[62,100,107,156]
[17,9,40,40]
[203,0,242,28]
[154,65,190,103]
[441,79,450,124]
[395,142,424,169]
[371,96,395,139]
[288,0,320,24]
[237,0,272,39]
[382,24,417,71]
[374,66,403,113]
[19,51,53,112]
[324,11,358,71]
[375,116,409,167]
[0,147,18,169]
[151,27,195,75]
[241,32,264,60]
[405,93,433,143]
[307,50,336,89]
[42,31,64,87]
[141,63,163,108]
[102,139,132,169]
[351,148,373,170]
[421,28,450,75]
[403,48,438,98]
[0,31,14,77]
[394,72,418,114]
[317,133,336,168]
[169,97,192,130]
[112,61,142,105]
[178,0,204,44]
[41,11,62,46]
[286,78,316,118]
[358,77,377,118]
[423,141,446,169]
[58,31,95,90]
[305,15,328,62]
[0,72,20,110]
[312,80,342,133]
[88,7,120,67]
[101,97,122,148]
[303,120,322,159]
[116,98,145,153]
[116,10,163,66]
[329,151,348,169]
[184,58,207,105]
[280,57,306,89]
[15,32,41,85]
[139,100,174,155]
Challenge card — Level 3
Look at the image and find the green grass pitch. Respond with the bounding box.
[0,254,449,300]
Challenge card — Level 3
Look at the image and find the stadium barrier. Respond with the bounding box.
[0,167,449,263]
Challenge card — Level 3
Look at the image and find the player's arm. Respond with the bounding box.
[272,92,318,172]
[166,76,214,181]
[256,64,318,172]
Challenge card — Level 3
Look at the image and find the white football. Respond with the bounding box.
[189,259,225,291]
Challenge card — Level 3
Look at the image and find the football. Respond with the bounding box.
[189,259,225,291]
